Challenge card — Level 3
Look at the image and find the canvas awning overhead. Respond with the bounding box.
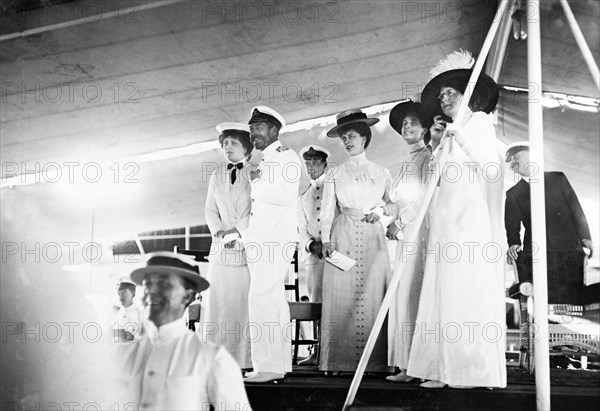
[1,0,598,259]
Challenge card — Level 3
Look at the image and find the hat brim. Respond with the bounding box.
[130,266,209,292]
[421,69,499,119]
[505,145,529,162]
[300,145,331,159]
[389,101,433,135]
[327,118,379,137]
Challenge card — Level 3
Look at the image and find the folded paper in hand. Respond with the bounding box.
[325,250,356,271]
[222,232,240,243]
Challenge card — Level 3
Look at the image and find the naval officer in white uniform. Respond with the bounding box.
[296,145,330,366]
[297,145,331,304]
[243,106,301,384]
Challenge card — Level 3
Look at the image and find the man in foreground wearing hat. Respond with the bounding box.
[297,145,330,366]
[115,252,251,410]
[113,280,144,341]
[505,143,594,303]
[243,106,301,383]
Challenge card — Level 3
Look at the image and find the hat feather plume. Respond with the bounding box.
[428,49,474,80]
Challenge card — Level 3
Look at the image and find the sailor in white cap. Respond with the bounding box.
[203,122,253,369]
[296,145,330,366]
[113,280,144,341]
[298,145,331,303]
[115,252,250,410]
[243,106,301,383]
[247,105,286,150]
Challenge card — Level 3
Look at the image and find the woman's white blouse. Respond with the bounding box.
[319,152,392,243]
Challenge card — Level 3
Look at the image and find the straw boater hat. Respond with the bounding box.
[300,145,330,161]
[130,252,209,292]
[505,141,529,162]
[389,99,434,136]
[420,50,499,119]
[326,109,379,137]
[248,106,286,130]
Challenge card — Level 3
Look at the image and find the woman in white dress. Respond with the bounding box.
[203,122,254,369]
[383,101,433,382]
[406,51,507,389]
[320,109,392,373]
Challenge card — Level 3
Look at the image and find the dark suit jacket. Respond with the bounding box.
[505,172,590,252]
[504,172,592,303]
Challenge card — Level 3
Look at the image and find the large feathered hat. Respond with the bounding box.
[420,50,499,119]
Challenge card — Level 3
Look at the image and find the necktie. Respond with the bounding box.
[227,162,243,184]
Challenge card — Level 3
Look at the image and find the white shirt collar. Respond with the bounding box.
[146,316,188,345]
[347,152,368,165]
[310,172,327,189]
[520,175,531,184]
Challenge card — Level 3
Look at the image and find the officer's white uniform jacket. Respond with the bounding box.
[298,174,327,265]
[245,140,301,244]
[114,303,145,341]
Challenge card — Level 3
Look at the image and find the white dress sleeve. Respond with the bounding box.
[298,194,312,251]
[458,112,500,166]
[205,172,225,235]
[319,165,339,244]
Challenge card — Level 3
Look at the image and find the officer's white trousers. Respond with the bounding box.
[246,241,294,374]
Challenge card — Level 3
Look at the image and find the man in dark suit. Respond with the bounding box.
[504,143,594,303]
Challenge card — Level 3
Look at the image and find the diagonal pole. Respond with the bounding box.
[558,0,600,92]
[487,0,518,82]
[342,1,510,409]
